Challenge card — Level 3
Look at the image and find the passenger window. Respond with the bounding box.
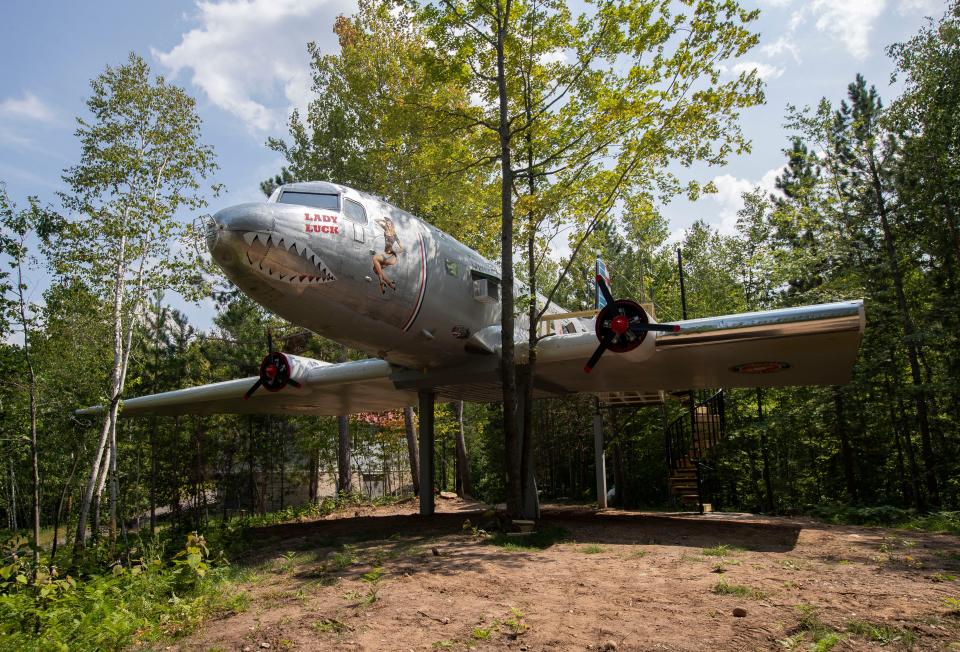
[445,259,459,277]
[343,199,368,225]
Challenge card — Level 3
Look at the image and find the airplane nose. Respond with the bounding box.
[212,203,276,232]
[208,203,276,255]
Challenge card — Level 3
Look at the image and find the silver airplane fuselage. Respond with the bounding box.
[207,181,586,369]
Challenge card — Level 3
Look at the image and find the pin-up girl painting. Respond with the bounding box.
[373,216,404,293]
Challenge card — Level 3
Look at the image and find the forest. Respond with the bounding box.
[1,0,959,648]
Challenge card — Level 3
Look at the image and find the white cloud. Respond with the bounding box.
[897,0,941,15]
[809,0,887,60]
[760,36,802,64]
[0,92,56,122]
[154,0,354,132]
[731,61,785,81]
[539,49,568,65]
[707,168,783,236]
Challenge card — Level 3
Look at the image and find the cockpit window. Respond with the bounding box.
[343,198,368,225]
[278,191,340,211]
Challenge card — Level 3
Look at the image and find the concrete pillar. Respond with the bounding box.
[594,411,607,509]
[418,390,435,516]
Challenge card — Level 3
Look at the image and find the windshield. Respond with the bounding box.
[278,191,339,211]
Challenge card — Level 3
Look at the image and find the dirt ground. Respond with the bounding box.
[173,499,960,651]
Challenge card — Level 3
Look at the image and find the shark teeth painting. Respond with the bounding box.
[242,231,336,285]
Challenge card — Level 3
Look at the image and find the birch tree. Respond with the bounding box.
[0,187,50,567]
[53,53,218,549]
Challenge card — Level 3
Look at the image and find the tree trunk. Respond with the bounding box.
[869,153,939,507]
[404,407,420,496]
[76,229,129,550]
[832,387,857,501]
[757,388,775,513]
[495,3,521,517]
[14,252,41,567]
[6,456,16,531]
[454,401,473,498]
[149,418,158,536]
[337,347,352,495]
[337,416,351,494]
[309,444,320,504]
[109,418,119,548]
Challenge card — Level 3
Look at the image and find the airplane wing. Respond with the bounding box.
[77,358,416,418]
[77,300,864,418]
[530,300,865,395]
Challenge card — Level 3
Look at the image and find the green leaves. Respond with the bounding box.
[56,52,219,299]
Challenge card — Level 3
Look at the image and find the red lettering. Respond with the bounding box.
[303,223,340,235]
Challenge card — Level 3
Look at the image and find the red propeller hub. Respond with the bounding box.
[610,314,630,335]
[264,363,278,380]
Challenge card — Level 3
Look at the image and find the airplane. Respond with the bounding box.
[78,180,865,515]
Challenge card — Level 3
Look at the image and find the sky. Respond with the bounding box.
[0,0,947,332]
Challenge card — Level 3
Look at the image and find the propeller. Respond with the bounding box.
[584,275,680,373]
[243,330,302,399]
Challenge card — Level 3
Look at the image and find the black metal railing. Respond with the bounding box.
[665,390,726,512]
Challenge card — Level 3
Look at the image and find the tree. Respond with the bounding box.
[266,0,499,255]
[54,53,219,549]
[419,0,763,517]
[0,187,54,567]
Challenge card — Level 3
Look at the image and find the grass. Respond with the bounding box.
[808,503,960,534]
[328,545,358,570]
[0,495,403,651]
[313,617,352,633]
[702,544,736,557]
[711,579,766,599]
[486,524,569,551]
[845,619,916,646]
[580,544,604,554]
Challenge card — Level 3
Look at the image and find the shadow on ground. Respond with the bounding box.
[241,506,802,558]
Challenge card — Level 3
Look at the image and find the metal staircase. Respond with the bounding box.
[665,390,726,513]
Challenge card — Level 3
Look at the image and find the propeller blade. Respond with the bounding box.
[630,323,681,334]
[595,274,614,308]
[243,378,263,400]
[267,329,274,353]
[584,332,614,373]
[288,378,302,388]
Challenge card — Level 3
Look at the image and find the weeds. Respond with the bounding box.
[845,619,916,645]
[504,607,529,635]
[702,544,735,557]
[328,545,357,570]
[472,622,497,640]
[580,544,604,554]
[711,579,765,599]
[486,524,568,551]
[314,617,352,633]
